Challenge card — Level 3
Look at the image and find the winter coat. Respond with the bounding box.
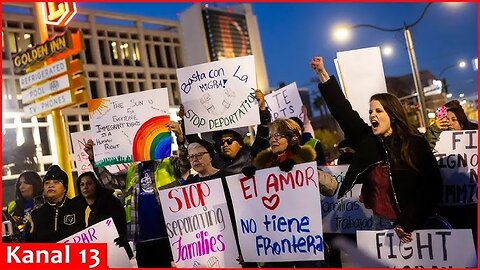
[25,196,85,242]
[318,76,443,232]
[254,145,338,196]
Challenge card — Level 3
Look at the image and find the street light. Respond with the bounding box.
[332,3,435,127]
[439,60,467,94]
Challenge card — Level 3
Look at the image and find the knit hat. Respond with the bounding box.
[43,165,68,191]
[188,139,216,160]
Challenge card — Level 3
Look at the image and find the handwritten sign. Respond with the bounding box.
[88,88,171,167]
[433,130,477,205]
[59,218,132,268]
[357,229,477,268]
[265,82,304,121]
[226,162,325,262]
[319,165,390,234]
[176,55,260,134]
[70,130,130,174]
[159,179,239,268]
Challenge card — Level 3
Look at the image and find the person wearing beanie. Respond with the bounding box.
[24,165,85,242]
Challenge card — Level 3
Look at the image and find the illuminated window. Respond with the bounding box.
[120,42,129,59]
[132,42,140,62]
[8,32,21,54]
[24,32,34,48]
[110,41,118,59]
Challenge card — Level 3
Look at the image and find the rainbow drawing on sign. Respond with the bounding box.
[133,115,172,161]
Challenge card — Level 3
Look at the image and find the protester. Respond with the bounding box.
[253,118,338,196]
[24,165,85,242]
[310,56,443,243]
[73,171,133,258]
[184,89,270,175]
[7,171,44,239]
[425,101,478,249]
[84,120,190,267]
[183,140,224,185]
[241,118,338,267]
[425,102,477,149]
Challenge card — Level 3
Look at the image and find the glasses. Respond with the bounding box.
[221,138,236,145]
[267,133,286,141]
[187,152,209,161]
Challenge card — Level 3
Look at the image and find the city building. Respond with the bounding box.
[2,2,273,206]
[2,2,187,204]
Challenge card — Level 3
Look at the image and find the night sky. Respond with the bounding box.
[79,2,478,102]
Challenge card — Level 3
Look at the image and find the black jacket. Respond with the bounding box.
[25,196,85,242]
[73,190,127,241]
[318,76,442,232]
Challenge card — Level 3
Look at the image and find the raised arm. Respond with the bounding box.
[250,89,271,156]
[84,139,126,190]
[310,56,369,144]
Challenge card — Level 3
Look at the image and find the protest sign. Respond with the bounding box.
[70,130,130,174]
[70,130,95,174]
[357,229,477,268]
[335,47,387,124]
[226,162,325,262]
[159,179,239,268]
[176,55,260,134]
[59,218,132,268]
[433,130,477,205]
[319,165,390,234]
[88,88,171,167]
[265,82,304,121]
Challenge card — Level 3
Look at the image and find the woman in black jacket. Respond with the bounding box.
[310,56,443,243]
[74,171,132,258]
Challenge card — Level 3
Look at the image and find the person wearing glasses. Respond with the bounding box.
[210,89,271,176]
[83,120,190,268]
[183,139,224,185]
[246,118,337,268]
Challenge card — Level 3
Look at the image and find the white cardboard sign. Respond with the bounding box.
[335,47,387,124]
[176,55,260,134]
[59,218,132,268]
[159,179,240,268]
[265,82,304,121]
[357,229,477,268]
[433,130,477,206]
[226,162,325,262]
[88,88,171,167]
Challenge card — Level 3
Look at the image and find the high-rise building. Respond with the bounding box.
[179,3,269,92]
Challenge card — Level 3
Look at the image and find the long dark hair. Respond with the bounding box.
[15,171,43,200]
[370,93,421,171]
[447,107,474,130]
[76,171,104,199]
[14,171,43,216]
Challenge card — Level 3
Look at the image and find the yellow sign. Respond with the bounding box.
[13,32,72,73]
[42,2,77,26]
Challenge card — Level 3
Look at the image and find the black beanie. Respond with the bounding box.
[43,165,68,192]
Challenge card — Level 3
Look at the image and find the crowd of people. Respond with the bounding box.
[2,55,477,268]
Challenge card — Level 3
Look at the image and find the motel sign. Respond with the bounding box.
[42,2,77,26]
